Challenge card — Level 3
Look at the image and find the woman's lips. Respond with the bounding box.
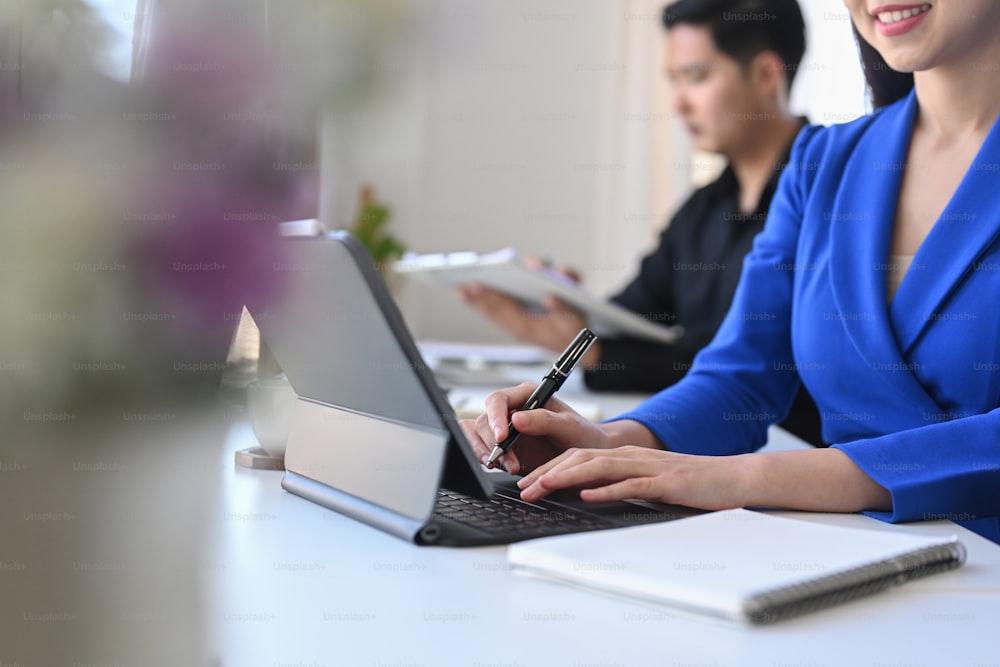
[872,3,932,37]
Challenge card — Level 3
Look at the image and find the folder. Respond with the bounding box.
[393,248,683,344]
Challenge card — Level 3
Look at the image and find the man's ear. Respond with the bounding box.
[749,51,789,101]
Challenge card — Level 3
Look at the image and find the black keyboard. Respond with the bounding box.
[434,488,617,538]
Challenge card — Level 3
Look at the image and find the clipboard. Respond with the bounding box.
[393,248,682,345]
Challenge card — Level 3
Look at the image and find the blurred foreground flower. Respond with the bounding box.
[0,0,413,416]
[1,1,415,663]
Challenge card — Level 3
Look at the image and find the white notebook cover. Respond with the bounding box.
[507,509,965,624]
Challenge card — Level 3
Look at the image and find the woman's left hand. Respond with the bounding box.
[516,445,754,510]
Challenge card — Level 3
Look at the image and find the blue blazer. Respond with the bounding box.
[617,90,1000,542]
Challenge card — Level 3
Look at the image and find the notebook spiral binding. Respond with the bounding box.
[744,539,968,624]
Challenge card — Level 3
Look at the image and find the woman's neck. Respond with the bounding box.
[913,50,1000,139]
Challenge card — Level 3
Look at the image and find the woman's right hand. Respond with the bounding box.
[459,381,615,476]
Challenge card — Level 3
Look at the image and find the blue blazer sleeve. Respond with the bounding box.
[611,94,1000,537]
[833,410,1000,525]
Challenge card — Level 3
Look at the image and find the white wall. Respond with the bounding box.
[793,3,868,123]
[85,0,140,81]
[324,1,665,342]
[322,1,868,343]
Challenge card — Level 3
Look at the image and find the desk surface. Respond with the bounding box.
[208,368,1000,667]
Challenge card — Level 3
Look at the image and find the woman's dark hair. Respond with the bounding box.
[852,26,915,109]
[662,0,806,89]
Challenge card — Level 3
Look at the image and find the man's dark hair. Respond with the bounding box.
[662,0,807,89]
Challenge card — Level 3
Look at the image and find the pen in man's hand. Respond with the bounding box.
[485,328,597,469]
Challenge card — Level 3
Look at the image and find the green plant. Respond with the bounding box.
[350,185,405,273]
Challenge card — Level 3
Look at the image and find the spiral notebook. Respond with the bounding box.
[507,509,966,624]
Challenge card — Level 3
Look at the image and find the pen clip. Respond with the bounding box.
[554,328,598,375]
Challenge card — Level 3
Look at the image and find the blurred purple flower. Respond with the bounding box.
[127,0,318,342]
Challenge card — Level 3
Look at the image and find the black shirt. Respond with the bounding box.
[584,139,824,446]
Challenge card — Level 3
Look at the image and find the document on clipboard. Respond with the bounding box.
[393,248,682,345]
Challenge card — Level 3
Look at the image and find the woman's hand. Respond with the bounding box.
[459,382,618,475]
[461,385,893,514]
[515,446,754,509]
[515,445,893,515]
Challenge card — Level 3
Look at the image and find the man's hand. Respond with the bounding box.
[458,285,602,366]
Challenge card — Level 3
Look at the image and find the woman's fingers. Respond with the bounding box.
[517,449,610,501]
[578,477,657,503]
[518,447,661,502]
[460,415,492,462]
[517,446,754,510]
[457,411,518,473]
[483,382,537,441]
[516,440,591,489]
[463,383,602,476]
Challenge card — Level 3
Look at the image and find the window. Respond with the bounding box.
[85,0,138,81]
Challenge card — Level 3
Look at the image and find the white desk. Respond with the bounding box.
[207,373,1000,667]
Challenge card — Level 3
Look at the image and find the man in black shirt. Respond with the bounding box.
[460,0,822,445]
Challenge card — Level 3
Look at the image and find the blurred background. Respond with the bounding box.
[313,0,868,343]
[0,0,865,663]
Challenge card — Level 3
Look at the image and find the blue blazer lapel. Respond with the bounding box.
[826,95,910,356]
[890,110,1000,355]
[825,92,944,413]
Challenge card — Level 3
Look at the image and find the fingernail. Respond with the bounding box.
[480,455,490,465]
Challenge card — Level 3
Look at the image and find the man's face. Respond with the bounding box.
[665,24,765,157]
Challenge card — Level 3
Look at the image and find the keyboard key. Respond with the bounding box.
[434,488,622,537]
